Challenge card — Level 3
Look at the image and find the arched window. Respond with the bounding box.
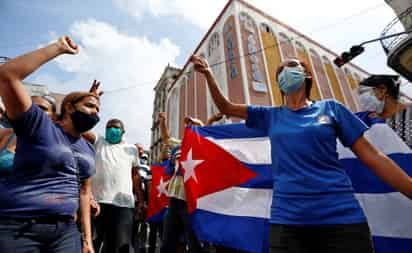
[278,32,295,59]
[208,32,221,57]
[322,56,331,64]
[260,23,274,35]
[239,12,256,34]
[295,41,305,51]
[279,32,290,43]
[168,87,180,138]
[353,73,362,82]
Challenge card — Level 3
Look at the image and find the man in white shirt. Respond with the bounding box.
[88,119,143,253]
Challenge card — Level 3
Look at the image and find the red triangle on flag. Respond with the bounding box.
[180,127,257,212]
[147,165,171,220]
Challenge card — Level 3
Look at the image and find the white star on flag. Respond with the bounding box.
[157,177,169,197]
[182,148,204,183]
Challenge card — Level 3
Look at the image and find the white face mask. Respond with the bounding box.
[359,91,385,114]
[375,96,385,114]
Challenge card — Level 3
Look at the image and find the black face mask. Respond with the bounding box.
[70,110,100,133]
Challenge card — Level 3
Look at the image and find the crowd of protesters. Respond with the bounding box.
[1,35,412,253]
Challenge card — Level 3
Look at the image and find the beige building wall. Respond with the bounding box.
[165,0,370,137]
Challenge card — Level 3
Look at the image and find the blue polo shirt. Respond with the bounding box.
[0,104,96,218]
[246,99,368,225]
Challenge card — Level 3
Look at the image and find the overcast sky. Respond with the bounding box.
[0,0,399,147]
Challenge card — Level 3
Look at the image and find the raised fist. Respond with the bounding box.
[191,55,211,75]
[57,36,79,55]
[159,112,167,122]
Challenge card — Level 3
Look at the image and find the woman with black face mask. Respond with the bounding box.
[0,36,100,253]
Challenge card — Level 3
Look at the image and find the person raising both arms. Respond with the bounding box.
[191,55,412,253]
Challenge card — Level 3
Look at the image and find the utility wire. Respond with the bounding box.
[1,2,388,94]
[104,2,388,94]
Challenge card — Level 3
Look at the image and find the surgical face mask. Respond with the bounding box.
[0,150,14,172]
[278,66,306,95]
[376,97,385,114]
[70,110,100,133]
[105,127,123,144]
[360,92,385,114]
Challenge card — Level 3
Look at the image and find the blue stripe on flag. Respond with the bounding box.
[342,153,412,193]
[239,163,273,189]
[373,236,412,253]
[148,208,167,223]
[191,209,269,253]
[194,123,267,139]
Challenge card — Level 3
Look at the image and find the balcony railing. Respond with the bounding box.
[381,6,412,54]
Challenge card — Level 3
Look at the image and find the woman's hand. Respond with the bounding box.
[206,112,224,126]
[90,197,100,218]
[82,240,95,253]
[89,80,104,97]
[184,116,204,127]
[56,36,79,55]
[158,112,167,123]
[191,55,211,75]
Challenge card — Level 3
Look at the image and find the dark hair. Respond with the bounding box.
[59,92,99,120]
[107,118,125,132]
[275,59,313,100]
[360,74,400,100]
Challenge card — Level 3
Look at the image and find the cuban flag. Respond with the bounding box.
[180,124,272,253]
[179,114,412,253]
[341,112,412,253]
[147,163,171,222]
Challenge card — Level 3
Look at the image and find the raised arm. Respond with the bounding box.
[351,136,412,199]
[191,55,247,119]
[0,36,79,120]
[158,112,171,144]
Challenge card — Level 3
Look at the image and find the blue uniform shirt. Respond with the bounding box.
[246,99,368,225]
[0,104,96,218]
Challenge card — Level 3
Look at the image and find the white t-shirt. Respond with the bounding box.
[92,136,139,208]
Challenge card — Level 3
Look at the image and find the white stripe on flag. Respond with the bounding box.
[206,137,272,164]
[197,187,272,219]
[355,192,412,239]
[338,124,412,159]
[197,188,412,239]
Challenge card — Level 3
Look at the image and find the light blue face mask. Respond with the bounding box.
[0,134,15,173]
[0,150,14,172]
[375,97,385,114]
[278,66,306,95]
[365,93,385,114]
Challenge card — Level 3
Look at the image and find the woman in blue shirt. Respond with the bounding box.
[191,55,412,253]
[0,36,100,253]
